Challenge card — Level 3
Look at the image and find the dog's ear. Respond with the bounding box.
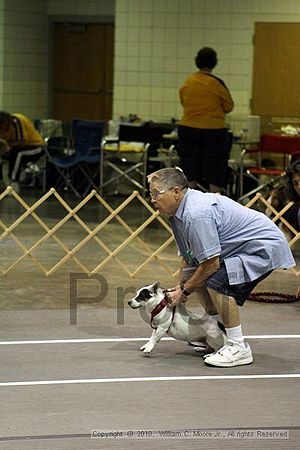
[152,281,160,293]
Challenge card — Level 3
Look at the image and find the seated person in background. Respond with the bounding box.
[268,159,300,236]
[285,159,300,231]
[0,111,44,192]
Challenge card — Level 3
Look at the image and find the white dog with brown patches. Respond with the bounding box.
[128,281,226,355]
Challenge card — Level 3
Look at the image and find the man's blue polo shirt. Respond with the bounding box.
[169,189,295,285]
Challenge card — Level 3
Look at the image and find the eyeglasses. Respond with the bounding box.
[149,186,177,199]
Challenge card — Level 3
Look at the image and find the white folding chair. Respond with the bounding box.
[100,124,169,196]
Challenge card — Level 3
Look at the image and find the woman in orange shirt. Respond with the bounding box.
[178,47,234,193]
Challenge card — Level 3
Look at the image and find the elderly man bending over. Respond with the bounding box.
[148,168,295,367]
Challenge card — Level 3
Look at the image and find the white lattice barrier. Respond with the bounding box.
[245,193,300,277]
[0,186,176,277]
[0,187,299,278]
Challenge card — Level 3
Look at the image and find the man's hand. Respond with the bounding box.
[165,285,187,306]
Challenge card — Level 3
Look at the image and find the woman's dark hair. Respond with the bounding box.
[0,111,12,125]
[195,47,217,70]
[286,159,300,201]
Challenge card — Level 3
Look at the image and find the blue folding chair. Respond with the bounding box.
[44,119,105,198]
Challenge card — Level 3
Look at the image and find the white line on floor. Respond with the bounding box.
[0,373,299,387]
[0,335,299,345]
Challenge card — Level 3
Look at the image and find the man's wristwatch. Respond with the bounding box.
[180,284,191,296]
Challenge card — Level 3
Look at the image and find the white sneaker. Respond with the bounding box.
[204,340,253,367]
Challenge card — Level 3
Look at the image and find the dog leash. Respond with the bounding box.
[248,291,299,303]
[150,291,176,331]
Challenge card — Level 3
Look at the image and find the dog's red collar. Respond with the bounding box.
[150,292,175,330]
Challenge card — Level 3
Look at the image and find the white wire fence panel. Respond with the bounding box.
[0,188,299,278]
[0,187,176,277]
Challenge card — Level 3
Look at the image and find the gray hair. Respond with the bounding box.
[148,167,188,190]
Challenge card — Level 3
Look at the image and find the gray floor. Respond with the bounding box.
[0,191,299,449]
